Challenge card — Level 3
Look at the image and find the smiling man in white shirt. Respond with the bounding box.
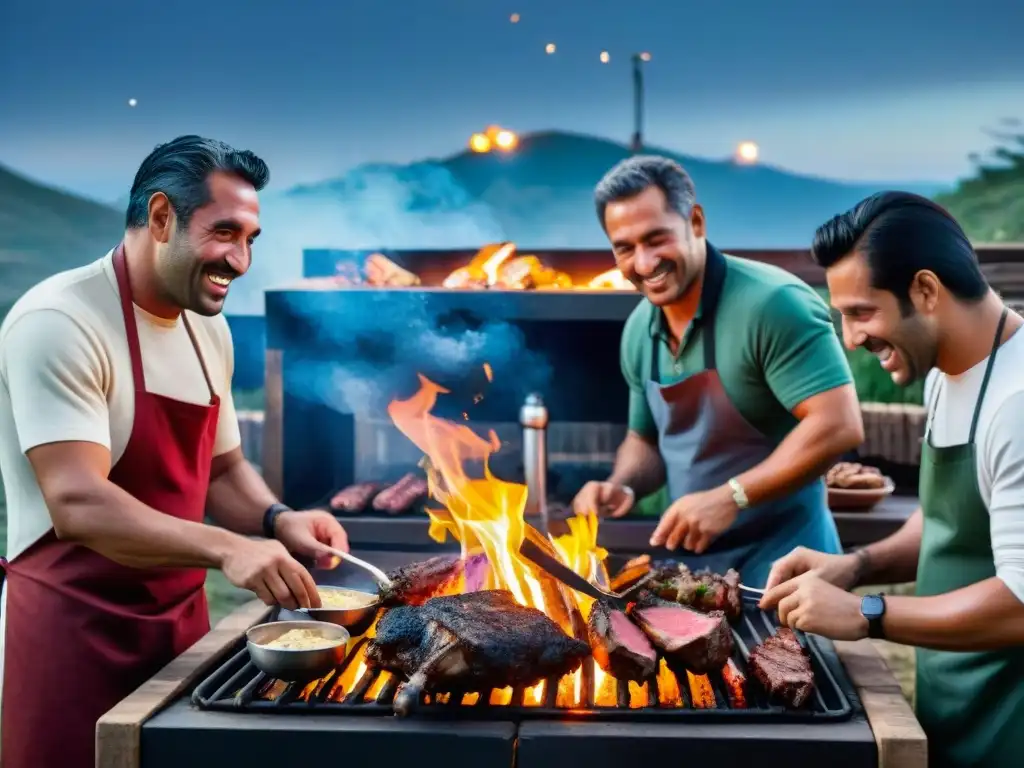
[760,191,1024,768]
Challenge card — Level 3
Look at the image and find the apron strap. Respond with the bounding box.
[968,306,1009,444]
[111,243,218,403]
[112,244,147,391]
[649,242,729,381]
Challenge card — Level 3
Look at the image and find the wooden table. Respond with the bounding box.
[97,597,927,768]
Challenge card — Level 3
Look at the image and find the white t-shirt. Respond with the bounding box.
[923,323,1024,604]
[0,249,241,732]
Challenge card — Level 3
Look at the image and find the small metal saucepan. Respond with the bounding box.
[301,585,382,636]
[246,620,350,683]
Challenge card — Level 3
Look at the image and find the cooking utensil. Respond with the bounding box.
[246,620,349,683]
[303,585,382,636]
[519,538,631,611]
[322,546,392,586]
[739,584,764,596]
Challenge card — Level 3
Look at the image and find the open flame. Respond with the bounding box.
[441,242,634,291]
[259,372,736,710]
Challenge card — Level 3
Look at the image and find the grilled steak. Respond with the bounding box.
[372,473,428,514]
[366,590,590,715]
[631,595,733,674]
[378,555,465,606]
[643,563,743,620]
[587,600,657,681]
[748,628,815,708]
[329,482,380,513]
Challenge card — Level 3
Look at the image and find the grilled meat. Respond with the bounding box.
[636,563,743,620]
[378,555,465,607]
[366,590,590,715]
[748,628,815,708]
[329,482,380,514]
[587,600,657,681]
[631,594,733,674]
[372,473,428,514]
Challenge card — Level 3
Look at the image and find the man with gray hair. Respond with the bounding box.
[572,155,864,586]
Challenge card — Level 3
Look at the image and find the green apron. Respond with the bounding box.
[915,308,1024,768]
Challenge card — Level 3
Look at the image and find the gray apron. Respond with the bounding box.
[644,244,842,587]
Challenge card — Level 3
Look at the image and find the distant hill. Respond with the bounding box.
[0,164,122,321]
[287,130,946,250]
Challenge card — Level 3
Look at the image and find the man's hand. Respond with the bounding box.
[760,573,868,640]
[274,510,350,569]
[220,537,321,610]
[650,485,737,552]
[763,546,863,591]
[572,481,635,518]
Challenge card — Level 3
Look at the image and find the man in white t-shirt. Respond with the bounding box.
[760,192,1024,768]
[0,135,349,768]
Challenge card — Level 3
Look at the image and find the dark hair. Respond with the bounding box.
[594,155,696,227]
[125,135,270,230]
[811,191,988,311]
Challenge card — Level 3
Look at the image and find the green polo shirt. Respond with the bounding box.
[621,254,852,443]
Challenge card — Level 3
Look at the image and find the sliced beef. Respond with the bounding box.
[366,590,590,715]
[372,473,428,514]
[378,555,465,607]
[329,482,380,514]
[587,600,657,681]
[631,596,733,674]
[748,628,815,708]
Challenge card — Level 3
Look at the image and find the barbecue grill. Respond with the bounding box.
[192,603,854,724]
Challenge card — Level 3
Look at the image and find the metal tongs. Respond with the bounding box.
[519,539,764,607]
[519,538,631,611]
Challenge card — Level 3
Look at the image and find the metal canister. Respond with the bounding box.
[519,393,550,534]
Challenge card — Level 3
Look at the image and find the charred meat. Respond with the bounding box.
[748,628,815,708]
[329,482,380,514]
[631,595,733,674]
[372,473,428,514]
[587,600,657,681]
[365,590,590,715]
[378,555,465,607]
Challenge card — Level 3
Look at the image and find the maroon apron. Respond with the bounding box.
[0,243,219,768]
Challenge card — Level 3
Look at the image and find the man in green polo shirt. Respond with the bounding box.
[571,155,864,587]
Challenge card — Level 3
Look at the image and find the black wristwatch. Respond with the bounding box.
[262,503,292,539]
[861,593,887,639]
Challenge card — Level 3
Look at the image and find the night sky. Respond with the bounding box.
[2,0,1022,201]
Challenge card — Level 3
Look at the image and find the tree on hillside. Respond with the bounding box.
[936,118,1024,242]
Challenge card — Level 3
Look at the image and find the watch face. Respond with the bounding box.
[862,594,885,619]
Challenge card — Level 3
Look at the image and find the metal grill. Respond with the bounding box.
[192,606,855,724]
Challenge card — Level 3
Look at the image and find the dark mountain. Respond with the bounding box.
[287,130,946,249]
[0,164,123,321]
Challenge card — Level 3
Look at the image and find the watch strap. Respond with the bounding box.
[727,477,749,509]
[262,503,291,539]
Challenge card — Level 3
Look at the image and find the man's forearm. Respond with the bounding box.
[607,431,666,498]
[734,407,861,507]
[853,509,923,587]
[50,476,241,569]
[882,577,1024,651]
[206,447,279,536]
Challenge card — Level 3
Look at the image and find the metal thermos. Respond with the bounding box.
[519,393,549,534]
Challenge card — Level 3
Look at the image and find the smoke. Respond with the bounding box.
[225,162,507,315]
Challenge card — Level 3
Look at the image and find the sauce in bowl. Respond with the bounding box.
[257,628,343,651]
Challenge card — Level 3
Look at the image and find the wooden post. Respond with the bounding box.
[834,639,928,768]
[95,600,270,768]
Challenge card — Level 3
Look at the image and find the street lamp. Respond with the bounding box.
[735,141,759,165]
[468,125,519,154]
[631,52,652,153]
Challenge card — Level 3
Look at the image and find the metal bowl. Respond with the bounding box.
[246,620,350,683]
[302,586,382,636]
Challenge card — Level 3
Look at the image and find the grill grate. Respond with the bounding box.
[192,606,854,723]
